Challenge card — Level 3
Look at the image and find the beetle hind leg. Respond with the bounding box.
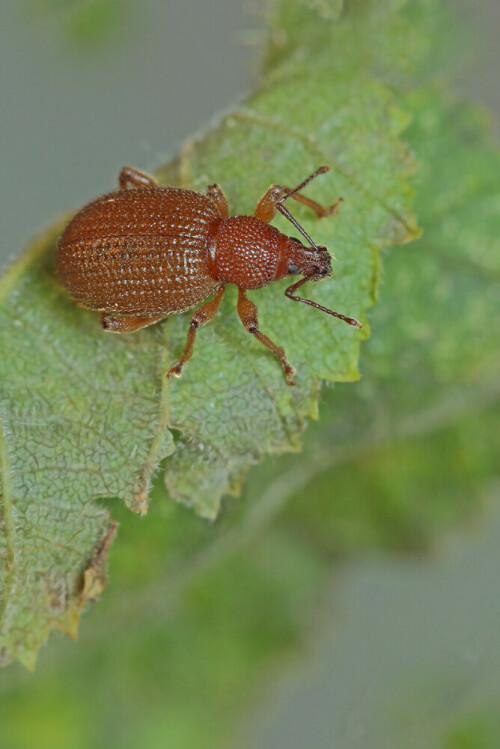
[118,166,158,190]
[100,313,164,333]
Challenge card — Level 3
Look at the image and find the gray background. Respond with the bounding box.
[0,2,498,747]
[0,0,257,268]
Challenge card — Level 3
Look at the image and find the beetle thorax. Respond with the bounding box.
[207,215,286,290]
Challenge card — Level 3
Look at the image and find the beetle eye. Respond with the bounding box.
[288,263,300,275]
[314,265,329,277]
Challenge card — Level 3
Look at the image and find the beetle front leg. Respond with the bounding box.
[255,186,342,222]
[119,166,158,190]
[237,288,296,386]
[167,286,226,379]
[254,166,342,222]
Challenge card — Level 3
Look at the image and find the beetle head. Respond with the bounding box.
[284,237,362,330]
[286,237,333,280]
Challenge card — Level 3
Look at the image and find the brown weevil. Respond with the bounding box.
[57,165,361,385]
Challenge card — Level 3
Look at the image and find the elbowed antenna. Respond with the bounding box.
[285,276,362,329]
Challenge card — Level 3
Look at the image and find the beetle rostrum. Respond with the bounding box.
[57,165,362,386]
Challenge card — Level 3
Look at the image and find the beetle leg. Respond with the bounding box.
[100,313,164,333]
[167,286,226,378]
[118,166,158,190]
[254,166,342,222]
[236,288,296,386]
[254,185,284,222]
[283,192,342,218]
[206,184,230,218]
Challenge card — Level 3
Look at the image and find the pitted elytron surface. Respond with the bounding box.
[57,187,221,316]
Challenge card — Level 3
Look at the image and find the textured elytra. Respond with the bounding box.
[57,187,221,316]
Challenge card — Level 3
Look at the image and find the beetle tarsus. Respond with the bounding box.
[283,363,296,387]
[166,364,183,379]
[100,312,163,333]
[321,196,344,218]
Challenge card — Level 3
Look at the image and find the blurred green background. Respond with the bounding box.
[1,1,499,748]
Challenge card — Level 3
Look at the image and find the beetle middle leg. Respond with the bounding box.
[100,313,164,333]
[167,286,226,378]
[236,288,295,386]
[119,166,158,190]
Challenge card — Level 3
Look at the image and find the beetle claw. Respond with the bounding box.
[284,364,296,386]
[166,364,183,378]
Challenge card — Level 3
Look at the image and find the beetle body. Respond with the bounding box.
[57,165,361,385]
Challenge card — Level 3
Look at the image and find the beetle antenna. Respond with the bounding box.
[276,202,320,250]
[285,276,362,329]
[279,165,330,203]
[276,166,330,252]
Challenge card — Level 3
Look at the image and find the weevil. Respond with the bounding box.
[57,165,361,385]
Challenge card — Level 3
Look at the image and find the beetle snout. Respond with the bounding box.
[314,246,332,278]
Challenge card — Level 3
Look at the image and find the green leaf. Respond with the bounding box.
[0,0,419,666]
[0,229,173,669]
[1,7,499,745]
[278,80,500,556]
[156,0,420,516]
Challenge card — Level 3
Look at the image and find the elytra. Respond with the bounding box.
[57,165,361,385]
